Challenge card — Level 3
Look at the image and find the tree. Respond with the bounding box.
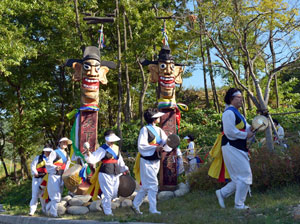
[194,0,300,150]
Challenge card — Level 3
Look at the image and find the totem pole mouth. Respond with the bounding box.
[159,76,175,89]
[82,77,99,91]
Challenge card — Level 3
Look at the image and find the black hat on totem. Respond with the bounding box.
[83,46,101,62]
[65,46,116,69]
[158,45,174,62]
[140,45,183,66]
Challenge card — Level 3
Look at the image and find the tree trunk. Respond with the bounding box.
[137,59,149,128]
[59,66,66,137]
[108,99,113,127]
[13,154,17,181]
[0,129,8,177]
[73,0,83,43]
[199,33,209,108]
[116,0,123,149]
[0,156,9,177]
[244,62,253,110]
[206,46,220,113]
[269,28,279,108]
[123,12,132,123]
[19,147,29,178]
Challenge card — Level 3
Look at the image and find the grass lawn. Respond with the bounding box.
[0,176,300,224]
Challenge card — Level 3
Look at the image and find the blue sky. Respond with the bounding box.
[182,68,225,89]
[180,1,225,90]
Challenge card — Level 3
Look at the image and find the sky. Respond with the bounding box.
[182,68,225,90]
[180,1,225,90]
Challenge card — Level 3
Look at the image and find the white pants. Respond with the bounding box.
[29,177,46,214]
[99,172,120,215]
[133,158,160,213]
[220,144,252,208]
[46,174,63,217]
[188,158,197,173]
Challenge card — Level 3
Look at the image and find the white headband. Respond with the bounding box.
[232,91,241,97]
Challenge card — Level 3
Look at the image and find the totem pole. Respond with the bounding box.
[141,25,185,191]
[65,15,116,194]
[67,46,116,154]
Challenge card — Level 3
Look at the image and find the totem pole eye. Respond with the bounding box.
[159,63,167,69]
[83,63,91,71]
[95,65,101,72]
[170,64,175,69]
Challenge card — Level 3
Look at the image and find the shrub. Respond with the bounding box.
[188,144,300,192]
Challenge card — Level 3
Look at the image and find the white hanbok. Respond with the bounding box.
[45,148,70,217]
[187,141,197,173]
[133,125,167,213]
[219,106,252,208]
[85,144,128,215]
[29,155,46,215]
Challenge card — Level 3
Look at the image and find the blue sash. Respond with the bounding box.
[101,144,119,160]
[55,149,67,164]
[42,155,48,162]
[146,125,162,144]
[225,107,246,127]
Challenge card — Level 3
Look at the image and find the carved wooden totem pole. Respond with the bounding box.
[142,45,184,191]
[67,46,115,153]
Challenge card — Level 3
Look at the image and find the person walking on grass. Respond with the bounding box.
[215,88,254,210]
[132,108,167,215]
[84,130,129,216]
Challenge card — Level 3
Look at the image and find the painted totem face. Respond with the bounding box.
[72,59,109,106]
[158,61,176,99]
[149,61,183,100]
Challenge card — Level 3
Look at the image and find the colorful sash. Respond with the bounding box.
[87,163,102,201]
[133,126,161,185]
[146,125,162,144]
[225,106,246,127]
[55,149,67,164]
[101,144,119,160]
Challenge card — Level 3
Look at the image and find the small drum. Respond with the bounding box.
[118,174,136,197]
[62,164,82,193]
[163,134,180,152]
[252,115,269,132]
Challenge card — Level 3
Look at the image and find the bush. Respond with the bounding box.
[251,145,300,191]
[188,144,300,192]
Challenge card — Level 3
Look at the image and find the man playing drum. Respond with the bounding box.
[215,88,254,210]
[132,108,167,215]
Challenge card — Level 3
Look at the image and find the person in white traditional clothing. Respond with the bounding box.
[184,134,197,173]
[84,130,129,216]
[45,137,71,217]
[29,147,53,216]
[272,119,285,142]
[215,88,254,210]
[132,108,167,215]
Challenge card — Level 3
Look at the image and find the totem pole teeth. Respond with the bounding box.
[82,77,99,91]
[160,82,176,88]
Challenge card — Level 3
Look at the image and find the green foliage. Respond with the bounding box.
[188,143,300,193]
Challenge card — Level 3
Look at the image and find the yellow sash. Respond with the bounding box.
[86,162,102,201]
[36,160,46,169]
[133,153,141,184]
[208,120,245,180]
[41,174,49,200]
[133,133,157,184]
